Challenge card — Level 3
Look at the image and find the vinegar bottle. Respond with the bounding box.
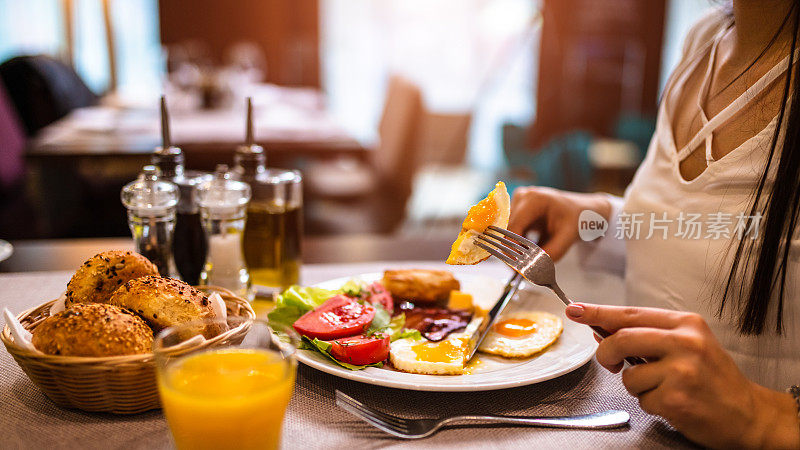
[233,98,303,299]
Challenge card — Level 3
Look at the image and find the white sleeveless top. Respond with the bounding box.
[583,10,800,390]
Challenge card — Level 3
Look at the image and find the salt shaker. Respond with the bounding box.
[121,165,179,276]
[196,164,252,297]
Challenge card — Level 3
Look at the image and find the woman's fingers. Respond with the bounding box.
[621,360,667,396]
[595,327,672,371]
[566,303,685,332]
[538,223,576,261]
[508,189,548,235]
[508,188,575,261]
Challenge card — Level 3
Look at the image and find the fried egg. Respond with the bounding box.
[478,311,562,358]
[390,334,469,375]
[389,316,484,375]
[446,181,510,265]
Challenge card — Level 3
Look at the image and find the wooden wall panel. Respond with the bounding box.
[531,0,665,146]
[158,0,320,87]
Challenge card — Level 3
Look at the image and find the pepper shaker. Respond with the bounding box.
[121,165,179,276]
[152,96,211,284]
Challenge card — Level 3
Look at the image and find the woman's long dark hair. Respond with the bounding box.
[720,0,800,334]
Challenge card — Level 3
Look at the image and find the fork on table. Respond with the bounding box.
[335,390,629,439]
[475,226,646,366]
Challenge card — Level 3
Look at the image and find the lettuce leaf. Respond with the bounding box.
[392,328,422,341]
[278,285,338,310]
[340,279,365,298]
[302,336,383,370]
[364,304,391,336]
[267,285,339,329]
[270,281,421,370]
[367,311,422,342]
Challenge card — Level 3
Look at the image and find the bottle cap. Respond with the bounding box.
[233,97,266,177]
[152,96,184,178]
[121,165,179,216]
[172,170,212,214]
[196,164,251,218]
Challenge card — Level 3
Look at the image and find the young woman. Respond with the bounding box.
[509,1,800,448]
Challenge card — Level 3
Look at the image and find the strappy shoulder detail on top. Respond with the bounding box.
[673,29,800,166]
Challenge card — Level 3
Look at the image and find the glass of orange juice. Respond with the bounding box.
[154,318,298,450]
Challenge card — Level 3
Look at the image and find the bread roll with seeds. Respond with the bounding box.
[32,303,153,356]
[108,276,223,337]
[65,251,158,307]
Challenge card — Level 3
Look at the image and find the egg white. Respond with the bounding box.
[478,311,563,358]
[389,335,468,375]
[447,181,511,265]
[389,314,487,375]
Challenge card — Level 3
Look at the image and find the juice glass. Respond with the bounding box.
[154,318,297,450]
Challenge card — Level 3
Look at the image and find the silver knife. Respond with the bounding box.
[466,271,524,361]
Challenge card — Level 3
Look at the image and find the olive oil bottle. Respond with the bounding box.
[234,98,303,298]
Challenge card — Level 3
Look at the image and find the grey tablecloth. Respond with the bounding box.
[0,259,696,449]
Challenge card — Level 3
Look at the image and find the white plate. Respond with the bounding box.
[294,272,597,391]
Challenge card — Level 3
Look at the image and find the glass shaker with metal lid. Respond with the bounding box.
[196,164,252,298]
[121,165,179,276]
[233,97,266,181]
[233,98,303,298]
[152,96,211,285]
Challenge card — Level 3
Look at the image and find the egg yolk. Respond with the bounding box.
[461,191,497,232]
[463,358,483,375]
[411,339,466,363]
[494,318,538,338]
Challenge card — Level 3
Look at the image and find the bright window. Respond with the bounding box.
[321,0,539,169]
[0,0,63,63]
[0,0,161,99]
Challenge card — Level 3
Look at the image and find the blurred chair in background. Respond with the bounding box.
[412,111,471,167]
[399,110,480,236]
[0,82,25,191]
[0,79,40,238]
[0,55,98,136]
[502,124,594,194]
[305,75,423,234]
[612,113,656,160]
[531,131,594,192]
[0,55,133,238]
[588,137,641,196]
[500,115,650,196]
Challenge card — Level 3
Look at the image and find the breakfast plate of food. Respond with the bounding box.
[268,269,596,391]
[267,181,597,391]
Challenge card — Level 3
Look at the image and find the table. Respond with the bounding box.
[22,85,368,238]
[0,235,457,273]
[27,84,367,166]
[0,237,696,449]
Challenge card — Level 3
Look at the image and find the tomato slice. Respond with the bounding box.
[293,295,375,340]
[329,334,390,366]
[365,282,394,313]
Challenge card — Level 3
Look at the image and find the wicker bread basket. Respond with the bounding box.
[1,286,256,414]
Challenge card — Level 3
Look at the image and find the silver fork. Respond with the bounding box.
[475,226,647,366]
[335,390,629,439]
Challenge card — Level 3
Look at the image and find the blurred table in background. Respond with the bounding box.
[21,84,367,239]
[28,84,366,168]
[0,234,454,273]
